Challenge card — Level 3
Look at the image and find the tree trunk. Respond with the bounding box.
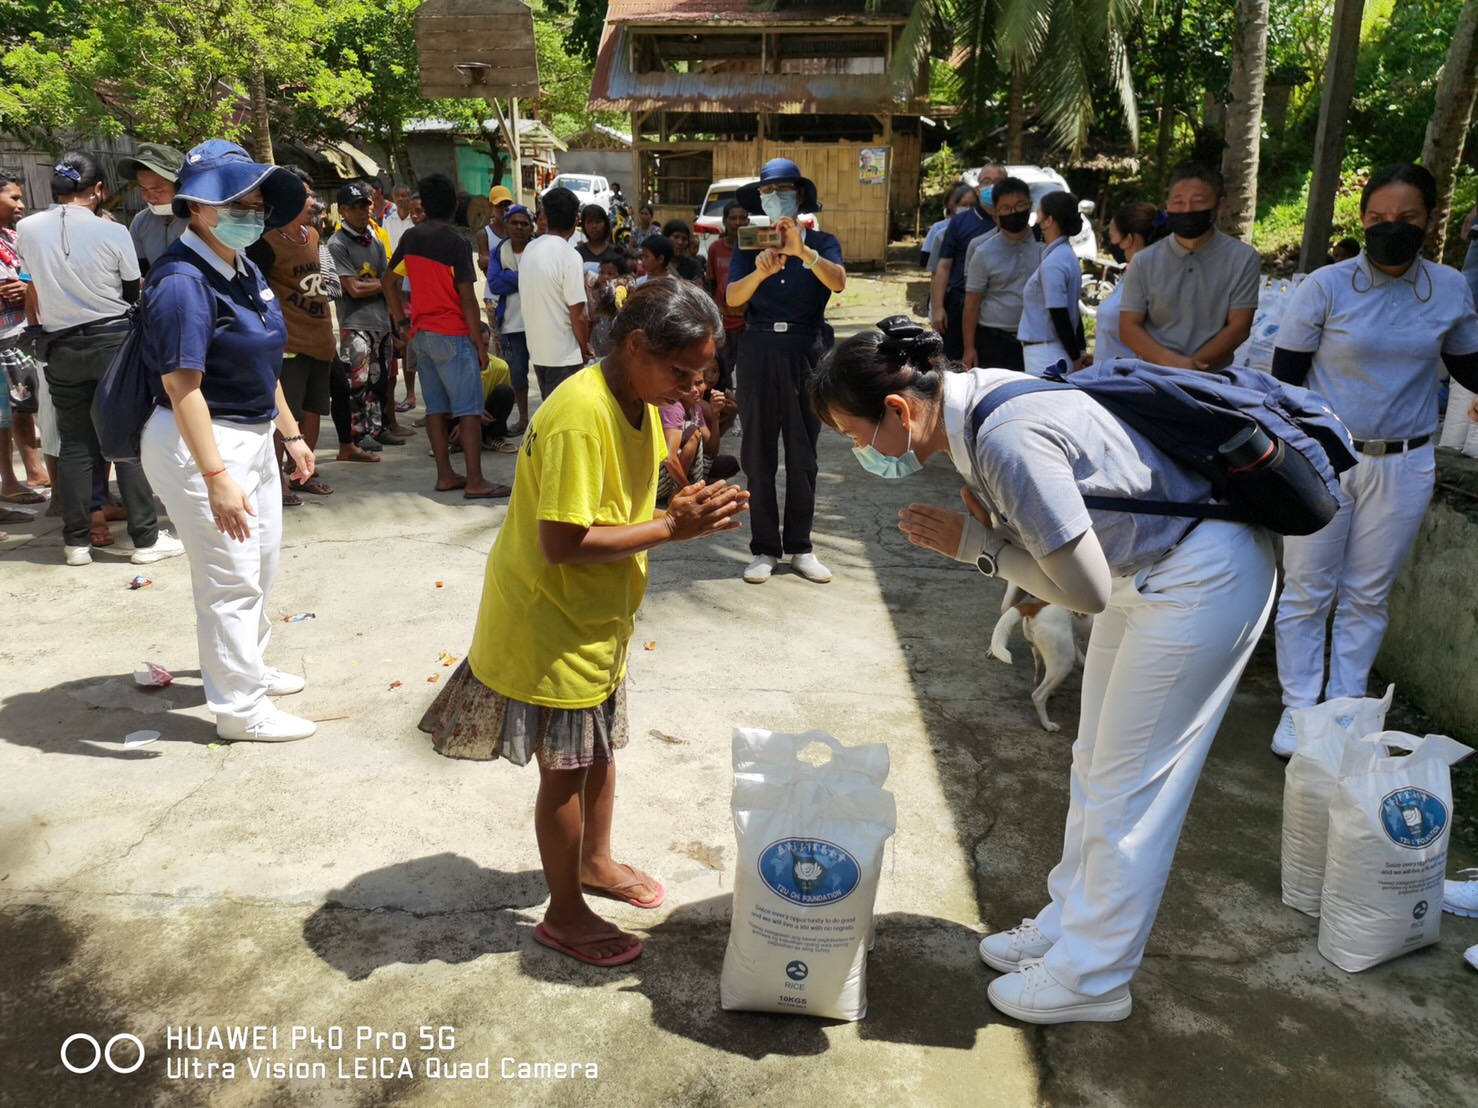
[1219,0,1271,240]
[1154,0,1186,192]
[1298,0,1364,275]
[1007,59,1026,162]
[1420,0,1478,258]
[249,70,274,165]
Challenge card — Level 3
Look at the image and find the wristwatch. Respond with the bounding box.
[975,549,1000,578]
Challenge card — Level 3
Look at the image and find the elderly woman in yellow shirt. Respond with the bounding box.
[421,279,748,967]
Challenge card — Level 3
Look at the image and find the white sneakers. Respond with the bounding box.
[131,529,185,565]
[64,545,92,566]
[1466,945,1478,971]
[744,553,833,583]
[986,959,1132,1024]
[789,552,832,582]
[978,919,1054,972]
[1271,707,1299,757]
[264,669,306,696]
[217,707,317,743]
[743,555,779,583]
[1442,869,1478,917]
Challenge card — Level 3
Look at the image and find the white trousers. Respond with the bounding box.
[140,407,282,726]
[1023,341,1071,377]
[1274,444,1435,707]
[1032,520,1276,995]
[1439,381,1478,456]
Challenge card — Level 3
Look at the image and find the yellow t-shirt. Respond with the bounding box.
[481,356,511,399]
[468,364,667,708]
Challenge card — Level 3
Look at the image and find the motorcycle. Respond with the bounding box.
[1079,255,1124,319]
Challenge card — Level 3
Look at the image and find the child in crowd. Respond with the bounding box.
[637,234,673,284]
[656,356,741,502]
[588,274,638,359]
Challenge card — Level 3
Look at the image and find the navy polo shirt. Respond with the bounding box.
[727,229,843,328]
[939,207,997,292]
[142,229,287,424]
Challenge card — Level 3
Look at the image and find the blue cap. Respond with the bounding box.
[736,158,820,216]
[171,140,308,230]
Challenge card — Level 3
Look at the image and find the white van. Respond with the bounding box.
[543,174,613,214]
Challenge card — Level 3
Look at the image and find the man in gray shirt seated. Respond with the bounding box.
[962,177,1041,371]
[1117,163,1261,371]
[118,144,186,275]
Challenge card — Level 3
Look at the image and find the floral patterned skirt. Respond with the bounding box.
[418,659,628,770]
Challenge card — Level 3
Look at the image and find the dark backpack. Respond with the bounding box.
[91,248,232,464]
[966,358,1359,536]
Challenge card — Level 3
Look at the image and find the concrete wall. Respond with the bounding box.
[1378,450,1478,744]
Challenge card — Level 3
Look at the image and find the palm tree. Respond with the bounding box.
[1219,0,1271,241]
[890,0,1145,159]
[1420,0,1478,257]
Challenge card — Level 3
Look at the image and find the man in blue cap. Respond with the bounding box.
[727,158,846,584]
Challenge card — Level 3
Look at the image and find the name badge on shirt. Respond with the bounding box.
[259,287,275,301]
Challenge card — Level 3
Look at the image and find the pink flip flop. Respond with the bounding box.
[582,864,665,909]
[532,922,643,967]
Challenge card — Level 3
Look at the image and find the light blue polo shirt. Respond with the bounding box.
[1016,237,1081,343]
[1275,254,1478,440]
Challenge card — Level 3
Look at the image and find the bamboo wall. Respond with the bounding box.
[0,135,140,215]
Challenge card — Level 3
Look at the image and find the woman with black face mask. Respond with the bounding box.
[1116,163,1262,371]
[1093,202,1170,362]
[1016,191,1089,375]
[1267,162,1478,758]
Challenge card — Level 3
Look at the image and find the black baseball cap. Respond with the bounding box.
[337,182,372,207]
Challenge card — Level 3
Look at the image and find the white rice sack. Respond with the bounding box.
[1318,731,1472,972]
[1280,686,1394,916]
[721,729,895,1021]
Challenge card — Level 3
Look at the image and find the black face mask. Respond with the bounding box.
[997,210,1031,235]
[1363,220,1426,267]
[1166,208,1216,239]
[1106,241,1126,264]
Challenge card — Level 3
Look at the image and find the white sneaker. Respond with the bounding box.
[986,959,1132,1024]
[264,669,306,696]
[217,708,317,743]
[1442,869,1478,917]
[979,919,1054,972]
[131,529,185,565]
[64,545,92,566]
[743,555,779,583]
[1465,944,1478,971]
[1271,707,1299,757]
[789,552,832,583]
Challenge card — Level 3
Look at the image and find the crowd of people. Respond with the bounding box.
[5,136,1478,1015]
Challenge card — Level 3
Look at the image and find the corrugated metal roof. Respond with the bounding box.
[590,24,925,114]
[604,0,912,24]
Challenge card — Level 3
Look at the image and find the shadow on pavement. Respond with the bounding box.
[0,670,215,758]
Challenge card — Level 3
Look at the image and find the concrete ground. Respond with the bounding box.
[2,273,1476,1108]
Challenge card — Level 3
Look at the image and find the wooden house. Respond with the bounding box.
[588,0,927,266]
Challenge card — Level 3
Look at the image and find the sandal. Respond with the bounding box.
[290,478,334,496]
[1,489,47,504]
[0,507,35,524]
[283,490,303,508]
[581,864,665,909]
[532,922,643,967]
[90,524,115,547]
[395,399,416,413]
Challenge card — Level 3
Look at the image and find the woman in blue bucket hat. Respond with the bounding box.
[137,140,322,743]
[727,157,847,584]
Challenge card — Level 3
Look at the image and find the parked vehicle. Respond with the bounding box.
[543,173,613,214]
[692,177,820,258]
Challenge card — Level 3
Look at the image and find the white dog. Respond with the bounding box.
[989,584,1094,732]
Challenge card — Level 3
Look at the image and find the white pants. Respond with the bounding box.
[1274,444,1435,707]
[36,366,59,456]
[1023,341,1071,377]
[1439,381,1478,456]
[140,407,282,726]
[1032,520,1276,995]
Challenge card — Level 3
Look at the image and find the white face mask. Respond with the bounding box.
[149,203,174,217]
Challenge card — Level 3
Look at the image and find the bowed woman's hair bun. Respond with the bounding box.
[876,314,944,371]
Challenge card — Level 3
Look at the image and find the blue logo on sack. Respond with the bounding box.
[786,961,809,981]
[1379,788,1447,850]
[759,838,862,907]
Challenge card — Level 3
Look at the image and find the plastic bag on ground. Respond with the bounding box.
[1281,685,1394,916]
[721,728,895,1021]
[1317,731,1473,972]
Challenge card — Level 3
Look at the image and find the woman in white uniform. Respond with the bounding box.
[1269,163,1478,755]
[809,320,1275,1024]
[1016,192,1088,375]
[1092,202,1168,362]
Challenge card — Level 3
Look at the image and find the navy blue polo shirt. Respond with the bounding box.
[939,207,997,292]
[142,229,287,424]
[727,229,843,328]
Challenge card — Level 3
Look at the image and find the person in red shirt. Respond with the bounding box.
[705,200,748,391]
[382,174,504,499]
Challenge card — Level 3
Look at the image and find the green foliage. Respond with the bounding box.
[530,13,623,138]
[540,0,607,64]
[928,58,961,106]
